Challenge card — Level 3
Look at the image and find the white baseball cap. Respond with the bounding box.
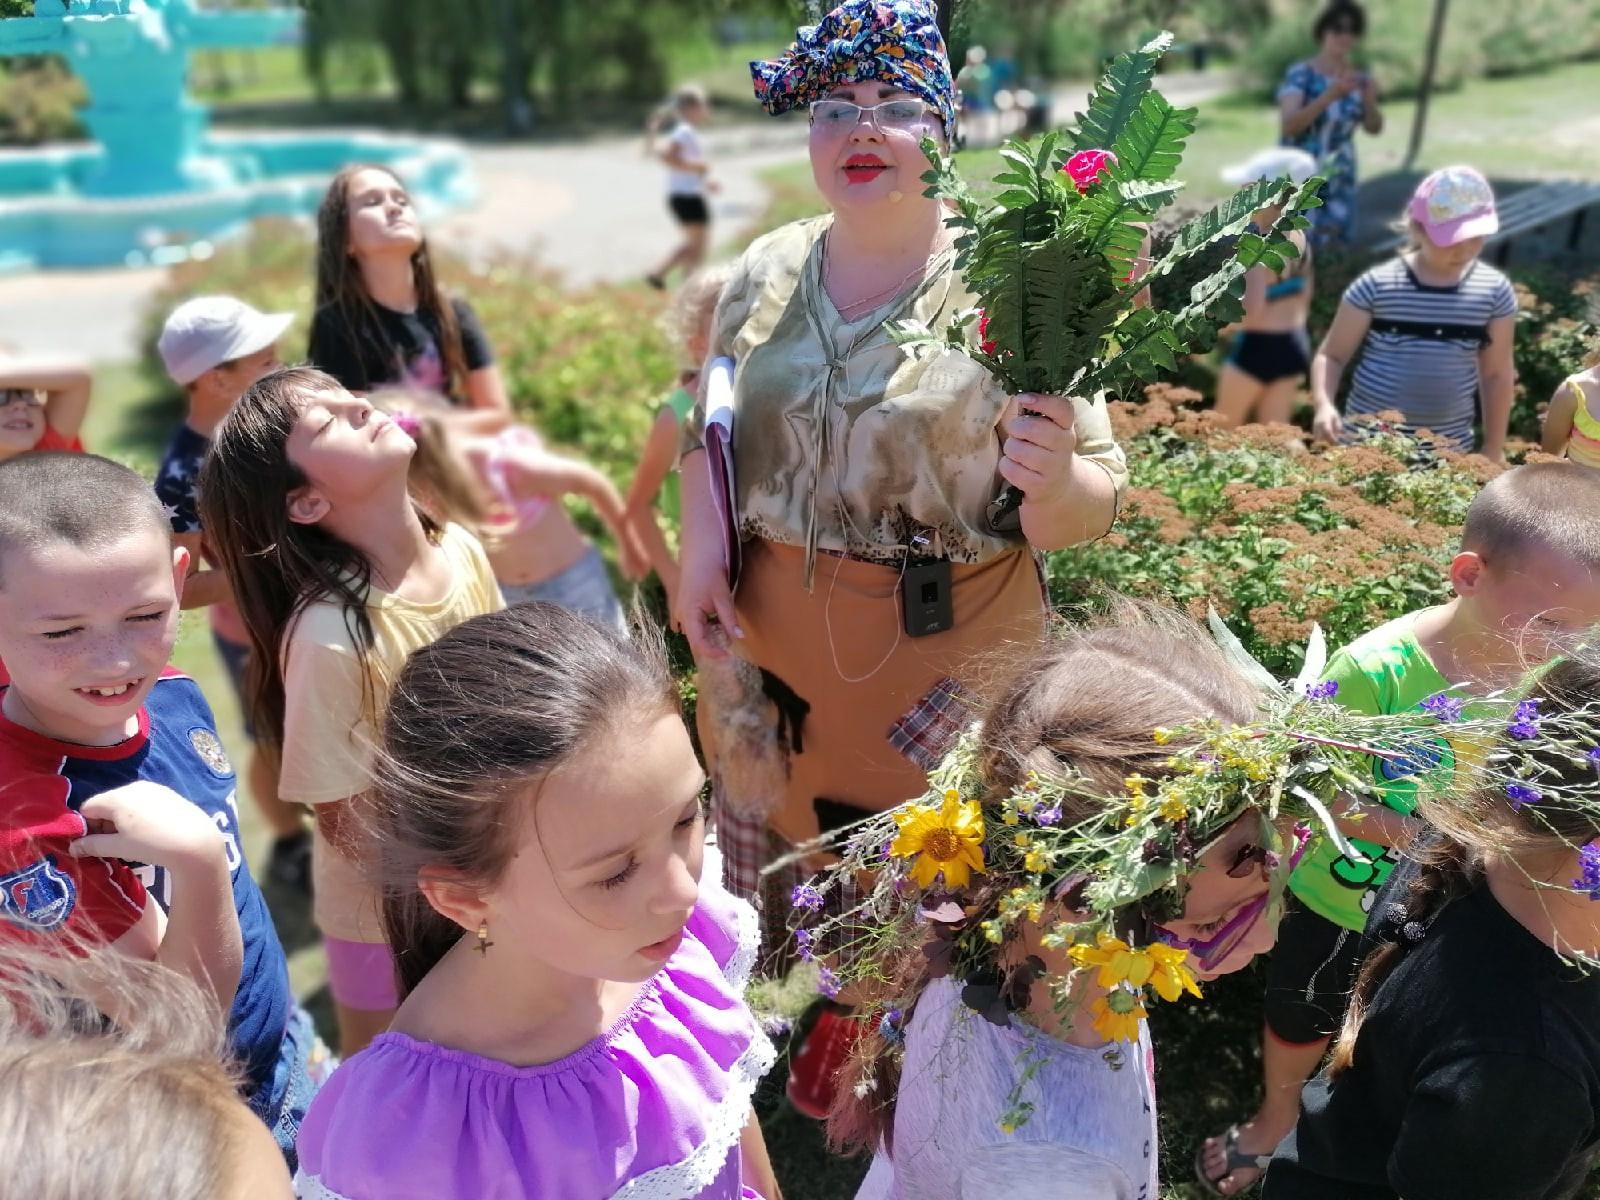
[158,296,294,386]
[1221,147,1320,187]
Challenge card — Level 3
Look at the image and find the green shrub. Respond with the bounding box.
[1045,390,1504,676]
[0,55,84,146]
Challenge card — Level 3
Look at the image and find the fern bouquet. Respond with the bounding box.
[896,33,1323,400]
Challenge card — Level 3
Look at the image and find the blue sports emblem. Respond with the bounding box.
[0,858,77,931]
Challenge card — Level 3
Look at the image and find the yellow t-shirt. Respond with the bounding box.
[278,524,504,942]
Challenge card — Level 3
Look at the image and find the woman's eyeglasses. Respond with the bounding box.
[810,99,934,133]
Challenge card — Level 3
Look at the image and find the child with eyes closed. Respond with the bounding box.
[294,603,782,1200]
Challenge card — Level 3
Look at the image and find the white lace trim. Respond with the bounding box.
[293,1169,352,1200]
[608,1029,777,1199]
[720,889,761,995]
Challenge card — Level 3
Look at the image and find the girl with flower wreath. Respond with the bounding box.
[813,605,1293,1199]
[1265,652,1600,1199]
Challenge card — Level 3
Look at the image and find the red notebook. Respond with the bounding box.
[703,356,740,591]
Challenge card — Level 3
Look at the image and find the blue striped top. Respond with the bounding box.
[1342,257,1517,450]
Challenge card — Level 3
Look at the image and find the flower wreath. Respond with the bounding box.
[782,615,1600,1129]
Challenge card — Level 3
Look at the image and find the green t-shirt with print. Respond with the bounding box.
[656,386,696,528]
[1288,610,1462,931]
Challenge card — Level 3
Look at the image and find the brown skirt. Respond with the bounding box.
[702,537,1047,848]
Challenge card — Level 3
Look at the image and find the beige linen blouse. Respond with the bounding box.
[684,215,1128,586]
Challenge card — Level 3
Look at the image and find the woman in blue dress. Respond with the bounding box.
[1278,2,1384,247]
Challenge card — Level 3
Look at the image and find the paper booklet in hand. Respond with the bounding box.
[704,356,741,590]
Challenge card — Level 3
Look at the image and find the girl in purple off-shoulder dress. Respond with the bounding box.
[293,604,779,1200]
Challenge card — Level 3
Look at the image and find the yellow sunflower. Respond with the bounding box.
[1091,986,1147,1042]
[1068,931,1154,990]
[1147,943,1203,1002]
[891,793,986,890]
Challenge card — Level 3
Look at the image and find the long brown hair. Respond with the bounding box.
[372,604,677,998]
[828,603,1264,1156]
[1327,653,1600,1078]
[314,163,469,401]
[197,365,440,745]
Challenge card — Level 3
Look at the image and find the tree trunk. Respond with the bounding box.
[1403,0,1450,170]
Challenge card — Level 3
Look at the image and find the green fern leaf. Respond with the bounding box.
[1109,91,1196,186]
[1068,30,1173,154]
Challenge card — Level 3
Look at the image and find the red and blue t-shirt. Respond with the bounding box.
[0,670,292,1106]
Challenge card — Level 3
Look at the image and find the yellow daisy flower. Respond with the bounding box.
[1068,931,1155,989]
[1147,943,1203,1002]
[1158,793,1188,822]
[891,793,986,890]
[1091,987,1147,1042]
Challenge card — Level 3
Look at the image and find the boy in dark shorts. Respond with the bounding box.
[155,296,310,895]
[1198,462,1600,1195]
[0,452,328,1167]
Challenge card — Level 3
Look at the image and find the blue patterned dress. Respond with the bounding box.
[1278,61,1367,247]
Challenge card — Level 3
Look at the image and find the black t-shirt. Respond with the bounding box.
[1264,865,1600,1200]
[306,295,493,404]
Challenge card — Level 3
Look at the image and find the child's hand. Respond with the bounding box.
[618,529,651,582]
[706,178,723,195]
[71,782,227,875]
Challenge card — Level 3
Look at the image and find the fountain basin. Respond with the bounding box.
[0,129,473,272]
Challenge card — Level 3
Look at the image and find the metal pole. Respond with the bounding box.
[1403,0,1449,171]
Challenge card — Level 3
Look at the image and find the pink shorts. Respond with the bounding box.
[323,936,399,1011]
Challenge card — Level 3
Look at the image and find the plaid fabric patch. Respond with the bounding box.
[887,676,972,771]
[713,784,771,905]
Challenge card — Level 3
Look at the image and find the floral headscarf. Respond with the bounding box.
[751,0,957,138]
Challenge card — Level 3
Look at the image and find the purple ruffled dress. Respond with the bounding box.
[293,878,774,1199]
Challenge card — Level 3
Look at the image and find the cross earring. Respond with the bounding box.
[475,921,494,957]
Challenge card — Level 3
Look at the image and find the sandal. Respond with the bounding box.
[1195,1124,1272,1196]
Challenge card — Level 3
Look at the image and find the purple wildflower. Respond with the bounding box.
[1572,843,1600,900]
[818,966,841,999]
[878,1008,905,1045]
[1587,747,1600,765]
[794,927,816,962]
[1035,801,1063,827]
[791,882,824,911]
[1420,692,1465,723]
[1305,680,1340,701]
[1508,699,1542,741]
[1506,782,1542,811]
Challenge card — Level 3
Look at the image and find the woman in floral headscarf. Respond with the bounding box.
[676,0,1126,932]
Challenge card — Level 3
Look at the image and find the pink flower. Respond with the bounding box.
[977,309,997,355]
[1063,148,1118,194]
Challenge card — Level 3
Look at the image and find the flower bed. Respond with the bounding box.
[1045,387,1511,675]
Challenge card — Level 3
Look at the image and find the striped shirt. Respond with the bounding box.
[1342,257,1517,450]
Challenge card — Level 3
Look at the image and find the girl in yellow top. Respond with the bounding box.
[200,366,502,1057]
[1540,346,1600,468]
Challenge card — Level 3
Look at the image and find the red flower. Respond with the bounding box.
[977,309,997,355]
[1063,148,1118,194]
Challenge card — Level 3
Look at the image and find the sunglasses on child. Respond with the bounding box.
[809,99,935,132]
[0,389,44,410]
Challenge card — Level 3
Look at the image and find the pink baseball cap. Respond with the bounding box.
[1408,165,1498,246]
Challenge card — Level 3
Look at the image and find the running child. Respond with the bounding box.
[1540,341,1600,468]
[645,84,717,291]
[154,296,310,894]
[307,164,507,410]
[625,264,732,609]
[294,604,781,1199]
[0,452,326,1167]
[1214,148,1318,428]
[1265,652,1600,1199]
[0,351,92,460]
[375,388,645,631]
[199,366,503,1058]
[1198,462,1600,1196]
[1310,165,1517,458]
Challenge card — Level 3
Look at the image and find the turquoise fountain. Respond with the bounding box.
[0,0,473,271]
